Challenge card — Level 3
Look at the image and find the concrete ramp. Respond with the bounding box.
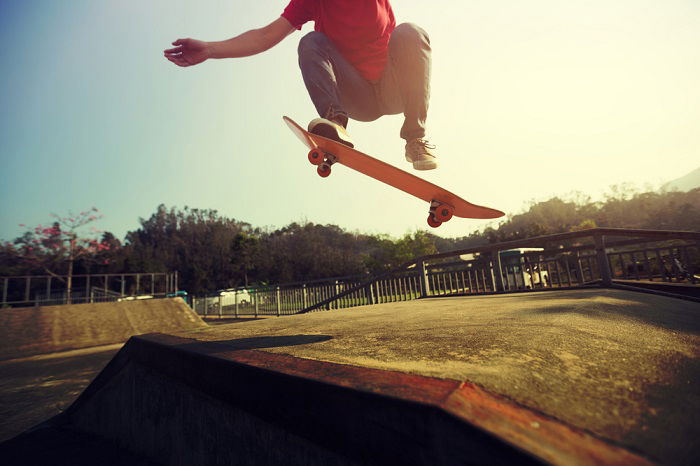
[2,289,698,464]
[7,333,647,465]
[0,298,206,361]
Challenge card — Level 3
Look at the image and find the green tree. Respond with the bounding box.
[123,205,255,293]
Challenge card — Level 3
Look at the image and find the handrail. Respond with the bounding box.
[0,272,174,280]
[212,274,370,296]
[296,228,700,314]
[1,272,178,308]
[414,228,700,264]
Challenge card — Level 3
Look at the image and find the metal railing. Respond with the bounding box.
[193,275,369,318]
[0,272,178,308]
[192,228,699,317]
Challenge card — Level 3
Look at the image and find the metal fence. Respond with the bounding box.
[194,228,699,317]
[194,271,433,318]
[0,272,179,308]
[193,275,368,318]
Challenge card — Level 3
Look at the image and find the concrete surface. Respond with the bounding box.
[1,289,698,465]
[166,288,700,464]
[0,344,122,442]
[0,298,206,360]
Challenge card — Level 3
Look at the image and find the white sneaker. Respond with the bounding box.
[405,138,438,170]
[308,118,354,148]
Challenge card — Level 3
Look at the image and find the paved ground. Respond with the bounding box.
[0,345,122,442]
[1,289,698,464]
[167,288,700,464]
[0,298,207,442]
[0,317,270,443]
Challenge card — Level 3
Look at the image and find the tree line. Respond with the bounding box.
[1,187,698,294]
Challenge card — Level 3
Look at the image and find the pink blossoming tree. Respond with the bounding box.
[5,207,112,303]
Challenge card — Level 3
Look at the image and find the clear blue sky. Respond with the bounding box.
[1,0,699,242]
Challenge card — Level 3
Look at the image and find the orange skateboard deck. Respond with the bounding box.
[284,116,504,228]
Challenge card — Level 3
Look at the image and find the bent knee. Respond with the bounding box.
[298,31,331,56]
[392,23,430,44]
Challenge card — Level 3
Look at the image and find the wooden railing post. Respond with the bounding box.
[334,281,339,309]
[420,261,430,298]
[276,287,281,316]
[594,233,613,287]
[492,250,504,292]
[365,283,375,305]
[576,251,585,285]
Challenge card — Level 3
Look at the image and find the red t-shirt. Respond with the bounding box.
[282,0,396,82]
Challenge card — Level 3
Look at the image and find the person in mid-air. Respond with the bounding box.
[164,0,437,170]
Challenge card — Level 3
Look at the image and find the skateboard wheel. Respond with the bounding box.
[427,214,442,228]
[434,204,454,222]
[308,149,324,165]
[317,163,331,178]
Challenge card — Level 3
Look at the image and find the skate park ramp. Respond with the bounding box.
[0,298,206,361]
[2,288,699,465]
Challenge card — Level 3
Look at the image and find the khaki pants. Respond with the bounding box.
[297,23,432,141]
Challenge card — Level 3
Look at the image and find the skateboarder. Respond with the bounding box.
[164,0,437,170]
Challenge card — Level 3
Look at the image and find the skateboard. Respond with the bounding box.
[284,116,504,228]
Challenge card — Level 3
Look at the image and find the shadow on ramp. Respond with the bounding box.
[175,334,333,353]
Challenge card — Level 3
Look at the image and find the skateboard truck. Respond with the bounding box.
[428,200,454,228]
[310,147,454,228]
[308,148,337,178]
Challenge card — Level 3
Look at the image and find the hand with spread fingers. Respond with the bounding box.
[164,38,210,67]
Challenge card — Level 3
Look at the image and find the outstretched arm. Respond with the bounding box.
[164,17,295,67]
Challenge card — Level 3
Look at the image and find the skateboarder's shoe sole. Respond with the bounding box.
[405,138,438,170]
[408,156,438,171]
[308,118,354,148]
